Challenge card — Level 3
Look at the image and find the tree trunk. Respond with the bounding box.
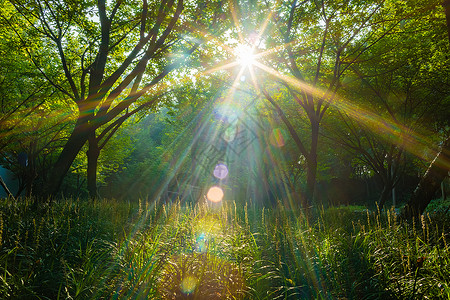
[400,136,450,219]
[378,183,392,209]
[442,179,447,200]
[443,0,450,43]
[305,121,319,208]
[305,156,317,207]
[25,149,37,198]
[44,118,92,198]
[25,167,36,198]
[0,176,15,200]
[87,132,100,199]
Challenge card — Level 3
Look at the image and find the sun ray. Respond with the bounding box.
[228,0,245,44]
[253,60,324,98]
[254,9,273,46]
[54,0,447,214]
[202,60,241,76]
[183,22,237,54]
[251,38,299,61]
[248,60,447,170]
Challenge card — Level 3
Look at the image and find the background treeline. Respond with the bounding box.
[0,0,449,213]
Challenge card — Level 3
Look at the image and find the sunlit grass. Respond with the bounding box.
[0,197,448,299]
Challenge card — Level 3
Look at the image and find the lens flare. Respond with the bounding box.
[223,126,237,142]
[180,275,198,295]
[207,186,224,203]
[270,128,286,147]
[195,233,208,253]
[235,44,255,68]
[213,163,229,179]
[214,103,239,124]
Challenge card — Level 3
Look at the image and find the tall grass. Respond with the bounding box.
[0,197,448,299]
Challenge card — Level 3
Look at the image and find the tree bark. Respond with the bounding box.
[378,165,398,209]
[400,136,450,219]
[44,118,92,198]
[378,183,392,209]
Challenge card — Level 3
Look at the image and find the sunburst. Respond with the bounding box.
[235,43,256,68]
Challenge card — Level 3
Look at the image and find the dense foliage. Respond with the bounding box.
[0,0,448,212]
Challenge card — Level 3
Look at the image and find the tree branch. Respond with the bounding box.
[261,88,309,157]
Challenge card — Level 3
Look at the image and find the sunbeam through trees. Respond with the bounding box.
[0,0,449,298]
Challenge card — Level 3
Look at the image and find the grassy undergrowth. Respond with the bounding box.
[0,198,448,299]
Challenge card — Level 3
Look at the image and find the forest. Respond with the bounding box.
[0,0,449,299]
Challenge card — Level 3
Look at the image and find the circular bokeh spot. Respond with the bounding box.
[195,233,208,253]
[213,163,228,179]
[223,126,237,142]
[207,186,224,203]
[180,275,198,295]
[213,102,240,124]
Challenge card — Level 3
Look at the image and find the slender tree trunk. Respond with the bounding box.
[378,183,392,209]
[443,0,450,43]
[25,164,36,198]
[87,132,100,199]
[391,163,396,207]
[305,156,317,206]
[25,148,37,197]
[305,121,319,208]
[401,136,450,219]
[442,180,447,200]
[44,118,92,198]
[0,176,15,200]
[378,167,395,209]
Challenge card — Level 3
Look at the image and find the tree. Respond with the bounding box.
[400,0,450,218]
[98,76,225,201]
[254,0,391,208]
[330,3,450,208]
[401,137,450,218]
[7,0,231,198]
[252,0,447,210]
[0,2,73,197]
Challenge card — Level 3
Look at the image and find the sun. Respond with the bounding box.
[235,44,256,68]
